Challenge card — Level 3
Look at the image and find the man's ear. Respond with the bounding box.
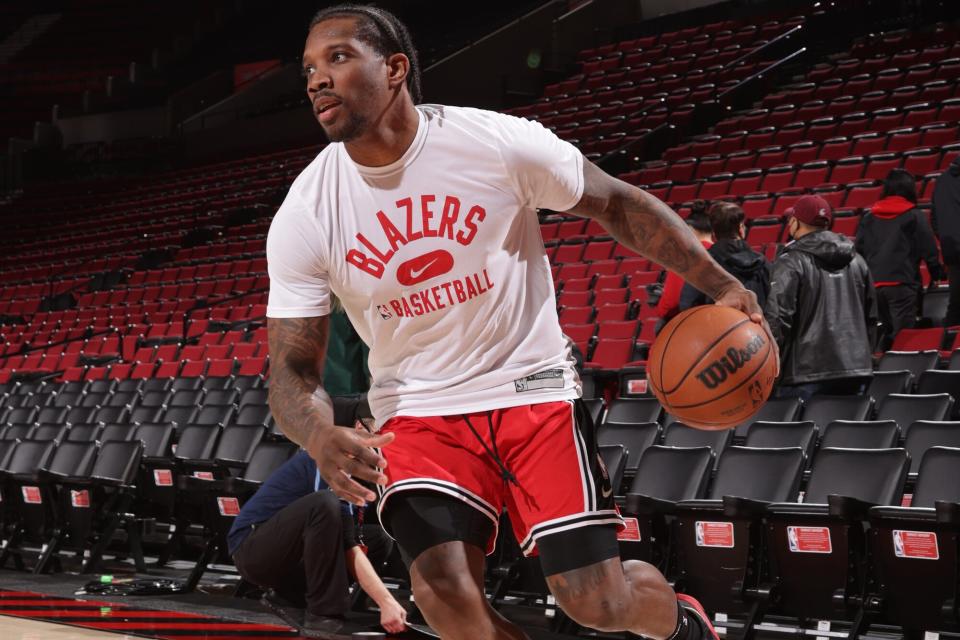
[386,52,409,90]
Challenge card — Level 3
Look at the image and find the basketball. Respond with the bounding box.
[647,306,777,430]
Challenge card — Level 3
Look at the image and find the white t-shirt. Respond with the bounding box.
[266,105,584,425]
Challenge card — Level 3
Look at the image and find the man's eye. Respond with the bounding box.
[302,66,315,77]
[332,52,347,62]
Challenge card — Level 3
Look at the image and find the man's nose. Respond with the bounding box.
[307,71,331,94]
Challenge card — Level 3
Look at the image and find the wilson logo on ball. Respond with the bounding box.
[695,334,766,390]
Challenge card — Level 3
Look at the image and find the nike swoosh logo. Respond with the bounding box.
[409,258,438,280]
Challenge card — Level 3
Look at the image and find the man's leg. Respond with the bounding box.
[234,491,350,617]
[383,491,529,640]
[945,263,960,326]
[540,528,716,640]
[886,284,919,340]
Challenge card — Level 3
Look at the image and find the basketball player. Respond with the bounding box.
[266,5,772,640]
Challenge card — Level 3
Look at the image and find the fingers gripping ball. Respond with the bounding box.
[647,306,776,430]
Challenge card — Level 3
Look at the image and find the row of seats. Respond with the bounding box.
[600,442,960,637]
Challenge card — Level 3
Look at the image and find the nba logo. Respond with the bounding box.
[377,305,393,320]
[893,530,904,557]
[695,521,705,546]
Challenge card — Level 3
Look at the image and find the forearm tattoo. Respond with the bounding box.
[267,316,332,447]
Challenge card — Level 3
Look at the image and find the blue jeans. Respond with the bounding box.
[774,377,870,403]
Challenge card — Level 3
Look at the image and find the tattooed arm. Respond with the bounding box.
[567,159,764,321]
[267,316,393,506]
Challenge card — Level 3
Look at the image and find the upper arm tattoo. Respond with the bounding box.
[267,316,331,446]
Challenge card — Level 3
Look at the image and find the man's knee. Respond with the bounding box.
[305,490,340,522]
[410,543,486,614]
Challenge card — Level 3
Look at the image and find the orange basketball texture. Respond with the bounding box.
[647,306,777,430]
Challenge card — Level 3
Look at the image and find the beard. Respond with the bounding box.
[321,108,369,143]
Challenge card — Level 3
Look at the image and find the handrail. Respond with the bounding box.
[721,23,804,72]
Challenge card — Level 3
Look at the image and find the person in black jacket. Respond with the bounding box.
[932,156,960,326]
[679,202,769,311]
[765,195,876,401]
[856,169,943,350]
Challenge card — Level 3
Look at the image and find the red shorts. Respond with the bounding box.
[376,400,622,556]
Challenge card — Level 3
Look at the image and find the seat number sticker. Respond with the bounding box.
[22,486,42,504]
[153,469,173,486]
[70,490,90,508]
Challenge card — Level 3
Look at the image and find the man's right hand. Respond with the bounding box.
[305,426,395,506]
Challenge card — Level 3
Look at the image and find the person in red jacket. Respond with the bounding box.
[855,169,943,350]
[654,200,714,326]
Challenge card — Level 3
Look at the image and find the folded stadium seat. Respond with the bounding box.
[137,389,169,409]
[767,104,798,129]
[884,127,922,152]
[672,446,806,633]
[902,148,942,179]
[192,404,234,428]
[865,446,960,636]
[920,122,958,148]
[1,440,98,572]
[849,131,887,157]
[203,389,239,409]
[938,97,960,123]
[743,420,818,460]
[128,405,162,425]
[747,130,779,155]
[914,370,960,417]
[558,290,592,308]
[844,180,884,208]
[759,165,795,192]
[586,259,620,278]
[819,420,901,451]
[552,243,586,265]
[725,150,758,174]
[865,152,903,179]
[668,182,700,203]
[771,122,806,147]
[620,446,714,574]
[560,273,593,291]
[597,421,661,474]
[724,169,761,197]
[920,285,950,323]
[3,406,37,428]
[890,327,945,352]
[167,388,204,408]
[942,143,960,170]
[732,396,803,440]
[663,423,734,461]
[745,219,783,247]
[0,438,57,569]
[761,447,909,632]
[583,240,616,262]
[812,185,848,210]
[594,302,630,322]
[817,136,851,162]
[699,173,732,200]
[695,155,726,180]
[879,352,938,384]
[902,419,960,482]
[65,424,102,443]
[739,108,770,131]
[31,423,69,443]
[857,90,891,113]
[593,288,628,306]
[65,407,96,426]
[740,194,774,220]
[559,306,593,326]
[792,160,830,189]
[877,393,954,425]
[866,367,914,402]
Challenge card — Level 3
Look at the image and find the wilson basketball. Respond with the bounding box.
[647,306,777,430]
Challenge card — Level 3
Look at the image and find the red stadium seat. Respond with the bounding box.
[890,328,945,352]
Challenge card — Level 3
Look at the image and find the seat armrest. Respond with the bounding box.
[625,493,676,515]
[675,499,723,514]
[767,501,829,516]
[223,477,262,494]
[935,501,960,525]
[869,506,938,523]
[722,496,771,518]
[827,494,877,520]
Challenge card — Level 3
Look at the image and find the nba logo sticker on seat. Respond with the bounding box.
[787,526,832,553]
[153,469,173,486]
[22,486,41,504]
[893,530,939,560]
[695,521,734,548]
[617,517,642,542]
[217,497,240,517]
[70,490,90,508]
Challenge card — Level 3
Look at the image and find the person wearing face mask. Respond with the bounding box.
[764,195,877,401]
